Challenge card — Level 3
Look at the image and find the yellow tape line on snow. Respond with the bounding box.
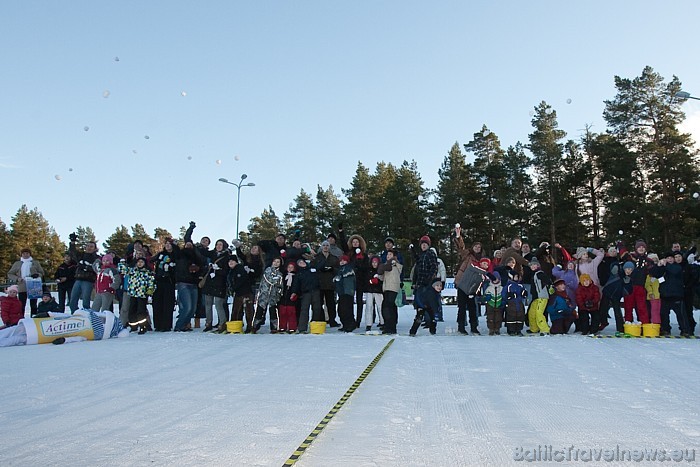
[282,338,395,466]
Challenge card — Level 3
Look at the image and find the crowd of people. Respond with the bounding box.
[1,221,699,339]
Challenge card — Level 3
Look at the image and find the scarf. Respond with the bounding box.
[285,271,295,288]
[20,257,33,278]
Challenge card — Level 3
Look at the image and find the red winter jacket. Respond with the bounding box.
[1,296,24,326]
[575,284,601,312]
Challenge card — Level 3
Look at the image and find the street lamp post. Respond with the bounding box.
[675,91,700,101]
[219,174,256,239]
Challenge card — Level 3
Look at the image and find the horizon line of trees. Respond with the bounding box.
[1,66,698,279]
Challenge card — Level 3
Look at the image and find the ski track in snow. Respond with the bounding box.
[1,305,698,466]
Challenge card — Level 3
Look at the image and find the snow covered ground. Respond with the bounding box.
[1,304,699,466]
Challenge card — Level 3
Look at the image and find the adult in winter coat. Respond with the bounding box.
[54,254,76,310]
[252,258,284,333]
[201,239,230,332]
[501,238,530,278]
[118,257,156,334]
[339,228,370,327]
[318,232,345,259]
[314,241,340,327]
[1,285,23,327]
[150,240,177,332]
[172,240,205,332]
[453,226,485,335]
[234,241,265,296]
[258,233,288,268]
[67,235,100,312]
[378,249,403,334]
[652,253,693,337]
[295,258,324,333]
[410,236,438,334]
[7,248,45,317]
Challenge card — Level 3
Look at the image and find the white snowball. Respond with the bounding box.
[114,56,120,62]
[132,149,138,154]
[83,126,89,132]
[68,168,73,172]
[566,98,572,104]
[181,91,187,97]
[54,175,61,181]
[618,230,624,235]
[694,192,699,199]
[234,155,240,161]
[216,159,222,165]
[679,187,685,193]
[144,135,150,140]
[103,90,110,98]
[187,156,192,160]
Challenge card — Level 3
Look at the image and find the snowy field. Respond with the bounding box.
[1,304,699,466]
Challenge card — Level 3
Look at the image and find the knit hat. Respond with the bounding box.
[634,240,647,249]
[385,237,395,245]
[431,278,443,288]
[7,285,19,293]
[102,253,114,265]
[42,291,52,298]
[647,253,659,262]
[607,246,618,256]
[579,273,592,285]
[340,255,350,263]
[623,261,635,270]
[229,254,239,263]
[529,258,540,268]
[327,233,337,241]
[478,257,491,270]
[489,271,501,282]
[574,247,588,259]
[553,278,566,287]
[419,235,431,246]
[320,240,330,248]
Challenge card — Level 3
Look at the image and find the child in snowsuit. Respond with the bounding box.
[601,261,634,334]
[364,256,384,331]
[334,255,357,332]
[484,272,504,335]
[644,254,662,325]
[92,254,121,312]
[278,261,299,333]
[575,274,600,335]
[409,279,442,336]
[253,258,284,333]
[527,258,552,335]
[547,279,577,334]
[503,272,527,336]
[118,257,156,334]
[1,285,23,327]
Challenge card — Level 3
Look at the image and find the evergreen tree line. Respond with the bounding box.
[1,66,698,280]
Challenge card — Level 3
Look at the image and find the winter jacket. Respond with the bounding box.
[575,284,600,312]
[279,268,300,307]
[501,247,529,278]
[227,263,254,296]
[334,263,356,297]
[597,256,617,290]
[37,298,62,314]
[413,248,438,287]
[378,260,403,293]
[453,236,483,285]
[201,250,230,298]
[117,262,156,299]
[151,251,177,284]
[546,292,576,321]
[7,259,45,293]
[652,263,685,299]
[366,263,383,294]
[69,242,99,282]
[0,296,23,326]
[502,281,527,309]
[313,252,339,291]
[621,252,653,287]
[257,238,286,268]
[257,266,283,306]
[339,231,370,288]
[552,266,578,304]
[173,245,204,285]
[645,275,661,300]
[484,281,503,309]
[236,249,264,286]
[575,248,604,286]
[93,265,121,294]
[296,266,320,294]
[54,261,76,291]
[532,270,551,300]
[602,263,633,301]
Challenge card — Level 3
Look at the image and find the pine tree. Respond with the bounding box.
[247,206,282,245]
[527,102,567,244]
[502,143,534,242]
[284,189,318,242]
[603,66,700,247]
[9,205,65,278]
[342,162,375,235]
[103,225,133,256]
[152,228,174,253]
[0,218,15,281]
[315,185,343,239]
[73,226,97,251]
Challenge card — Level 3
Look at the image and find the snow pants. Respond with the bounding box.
[550,316,574,335]
[661,298,691,335]
[278,304,298,332]
[505,301,525,333]
[364,292,384,327]
[298,290,323,333]
[254,302,279,332]
[623,285,649,323]
[456,290,480,332]
[382,291,398,334]
[231,293,254,331]
[337,294,356,331]
[152,279,175,331]
[527,298,550,333]
[486,304,503,332]
[648,298,661,324]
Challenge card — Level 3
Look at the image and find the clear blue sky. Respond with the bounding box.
[1,1,699,246]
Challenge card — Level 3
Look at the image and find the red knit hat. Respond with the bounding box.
[419,235,431,246]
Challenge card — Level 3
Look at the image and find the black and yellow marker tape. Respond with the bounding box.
[282,338,395,466]
[590,335,698,339]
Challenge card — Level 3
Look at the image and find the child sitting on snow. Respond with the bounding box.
[546,279,577,334]
[36,292,62,315]
[1,285,23,328]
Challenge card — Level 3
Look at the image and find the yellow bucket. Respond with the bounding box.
[226,320,244,334]
[642,323,661,337]
[309,321,326,335]
[623,322,642,337]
